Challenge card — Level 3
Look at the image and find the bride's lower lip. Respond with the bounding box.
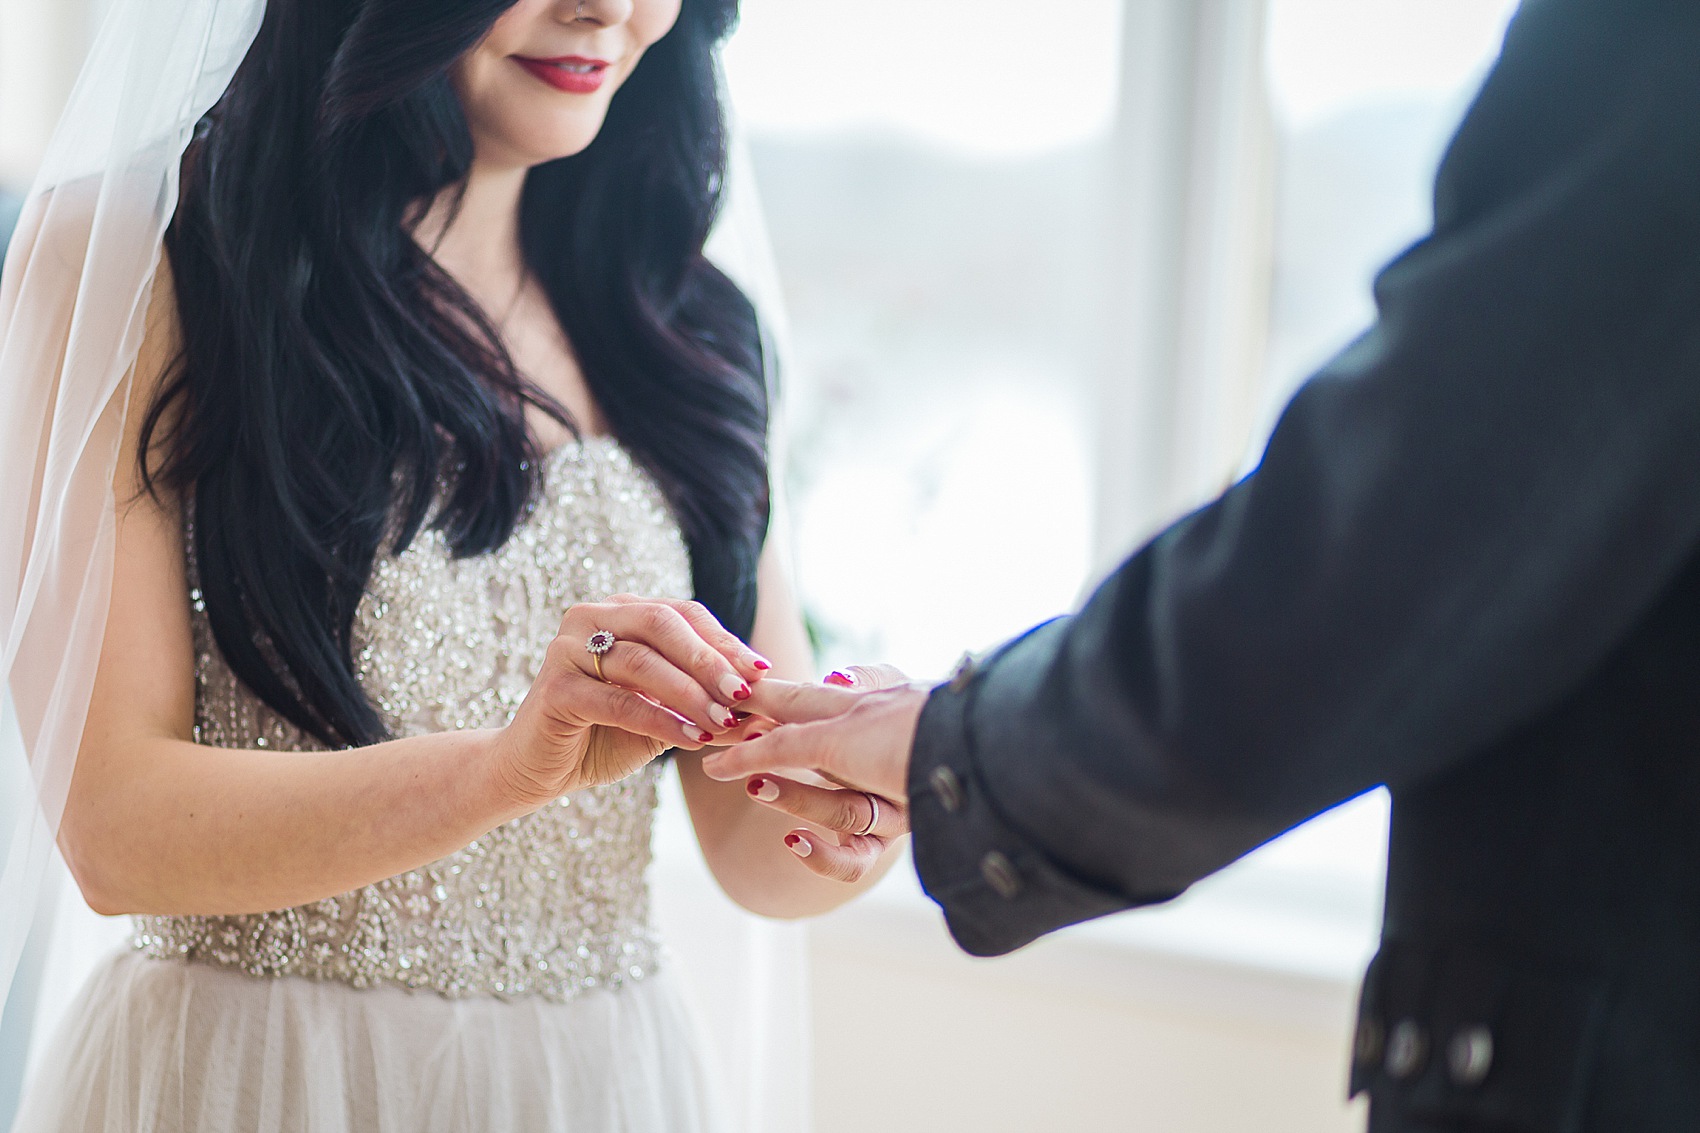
[513,57,609,95]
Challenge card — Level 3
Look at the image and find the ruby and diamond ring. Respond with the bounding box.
[585,630,616,681]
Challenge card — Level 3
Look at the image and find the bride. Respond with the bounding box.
[2,0,909,1129]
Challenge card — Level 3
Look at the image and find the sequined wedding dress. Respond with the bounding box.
[11,437,730,1133]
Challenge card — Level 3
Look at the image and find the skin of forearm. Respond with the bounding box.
[60,727,529,918]
[676,752,903,920]
[671,549,904,918]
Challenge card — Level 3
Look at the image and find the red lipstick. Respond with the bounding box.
[513,55,611,95]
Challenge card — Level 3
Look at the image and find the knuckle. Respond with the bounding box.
[830,794,862,831]
[561,602,602,629]
[858,664,907,690]
[637,605,673,636]
[611,691,651,726]
[825,855,863,884]
[544,634,578,670]
[535,669,572,707]
[812,731,844,772]
[625,646,666,682]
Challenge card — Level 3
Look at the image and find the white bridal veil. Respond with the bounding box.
[0,0,265,1041]
[0,0,806,1128]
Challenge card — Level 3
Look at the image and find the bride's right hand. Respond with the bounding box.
[492,596,773,806]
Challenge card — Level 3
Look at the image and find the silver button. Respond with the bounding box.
[929,766,966,813]
[1446,1026,1494,1087]
[980,852,1022,899]
[1385,1019,1428,1081]
[948,653,978,693]
[1353,1018,1385,1069]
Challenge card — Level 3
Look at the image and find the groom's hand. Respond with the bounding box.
[700,678,930,804]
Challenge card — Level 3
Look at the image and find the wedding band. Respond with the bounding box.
[854,793,880,838]
[586,630,616,682]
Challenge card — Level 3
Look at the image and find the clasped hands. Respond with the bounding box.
[494,596,928,882]
[702,668,929,883]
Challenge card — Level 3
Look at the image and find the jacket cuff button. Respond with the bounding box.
[1385,1019,1428,1081]
[929,766,966,813]
[980,851,1023,899]
[1446,1026,1494,1087]
[1352,1018,1384,1069]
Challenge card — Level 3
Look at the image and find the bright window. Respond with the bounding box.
[726,0,1121,680]
[1192,0,1524,960]
[727,0,1524,969]
[1254,0,1523,433]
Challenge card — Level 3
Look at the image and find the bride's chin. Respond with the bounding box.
[489,135,599,172]
[477,105,614,169]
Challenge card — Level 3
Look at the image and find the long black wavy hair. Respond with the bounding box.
[142,0,771,749]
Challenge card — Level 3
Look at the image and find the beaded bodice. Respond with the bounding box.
[131,438,693,1001]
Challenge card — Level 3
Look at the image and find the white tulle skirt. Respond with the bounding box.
[10,949,731,1133]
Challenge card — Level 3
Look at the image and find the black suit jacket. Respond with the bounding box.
[907,0,1700,1127]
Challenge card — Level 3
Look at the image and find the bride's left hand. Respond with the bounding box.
[742,772,910,883]
[737,665,914,884]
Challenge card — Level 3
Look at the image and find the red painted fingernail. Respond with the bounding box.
[747,777,766,795]
[743,732,765,742]
[826,671,855,688]
[749,777,780,802]
[734,687,751,701]
[785,833,813,858]
[752,657,772,671]
[698,731,715,744]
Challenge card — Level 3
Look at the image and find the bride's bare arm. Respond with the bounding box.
[60,275,765,919]
[676,545,904,919]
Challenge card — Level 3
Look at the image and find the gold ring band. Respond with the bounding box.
[585,629,617,683]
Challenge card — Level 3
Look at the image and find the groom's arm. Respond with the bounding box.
[909,0,1700,957]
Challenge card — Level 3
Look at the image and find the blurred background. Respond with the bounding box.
[0,0,1522,1130]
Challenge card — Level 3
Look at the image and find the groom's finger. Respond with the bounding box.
[705,717,911,802]
[825,663,909,690]
[741,679,861,725]
[705,685,925,801]
[701,722,836,782]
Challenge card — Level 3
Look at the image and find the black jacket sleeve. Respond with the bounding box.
[908,0,1700,958]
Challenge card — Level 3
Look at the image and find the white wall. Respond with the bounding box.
[0,0,94,187]
[807,878,1368,1133]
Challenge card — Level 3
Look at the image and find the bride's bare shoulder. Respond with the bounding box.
[3,178,187,505]
[137,251,185,391]
[4,173,140,273]
[5,174,186,389]
[114,259,187,521]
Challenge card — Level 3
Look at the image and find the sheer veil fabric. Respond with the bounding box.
[0,0,266,1036]
[0,1,807,1129]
